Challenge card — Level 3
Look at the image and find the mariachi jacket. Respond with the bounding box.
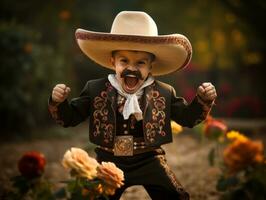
[48,78,212,148]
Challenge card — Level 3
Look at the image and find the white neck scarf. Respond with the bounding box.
[108,74,154,121]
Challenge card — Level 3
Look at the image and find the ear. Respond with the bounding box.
[110,56,115,67]
[149,61,154,70]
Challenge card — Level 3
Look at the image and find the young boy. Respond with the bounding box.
[49,11,217,200]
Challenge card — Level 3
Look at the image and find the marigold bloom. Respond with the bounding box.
[226,130,248,142]
[18,151,46,179]
[171,120,183,135]
[223,138,264,174]
[62,147,99,180]
[97,162,124,194]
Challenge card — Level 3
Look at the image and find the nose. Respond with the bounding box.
[127,64,137,71]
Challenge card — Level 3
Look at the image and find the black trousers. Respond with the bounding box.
[95,148,190,200]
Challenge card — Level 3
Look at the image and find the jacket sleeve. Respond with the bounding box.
[48,81,91,127]
[170,86,213,128]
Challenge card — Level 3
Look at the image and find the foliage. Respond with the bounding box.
[0,0,266,135]
[3,151,55,200]
[198,118,266,199]
[59,147,125,199]
[3,148,125,199]
[0,22,67,134]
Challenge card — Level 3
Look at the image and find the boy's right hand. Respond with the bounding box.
[52,84,71,103]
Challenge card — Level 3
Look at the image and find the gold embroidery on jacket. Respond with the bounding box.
[193,96,213,126]
[48,104,64,126]
[92,83,114,144]
[145,89,166,143]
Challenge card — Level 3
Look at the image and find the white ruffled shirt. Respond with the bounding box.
[108,74,154,121]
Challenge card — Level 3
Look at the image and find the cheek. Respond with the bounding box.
[140,68,151,78]
[115,65,124,75]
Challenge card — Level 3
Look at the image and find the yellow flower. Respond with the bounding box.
[97,162,124,195]
[226,130,248,142]
[62,147,99,180]
[171,120,183,135]
[223,138,264,174]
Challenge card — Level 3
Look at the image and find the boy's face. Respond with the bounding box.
[111,50,154,94]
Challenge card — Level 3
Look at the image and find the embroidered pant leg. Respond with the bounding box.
[95,148,189,200]
[139,155,189,200]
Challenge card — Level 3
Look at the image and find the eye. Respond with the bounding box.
[120,58,128,64]
[137,61,146,65]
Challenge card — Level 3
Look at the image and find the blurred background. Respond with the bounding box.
[1,1,266,199]
[0,0,265,136]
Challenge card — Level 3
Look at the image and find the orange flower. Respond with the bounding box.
[95,183,104,194]
[18,151,46,179]
[97,162,124,195]
[223,138,264,174]
[81,183,104,199]
[204,116,227,139]
[62,148,99,180]
[59,10,71,21]
[24,43,33,54]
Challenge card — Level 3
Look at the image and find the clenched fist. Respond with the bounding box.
[197,82,217,103]
[52,84,71,103]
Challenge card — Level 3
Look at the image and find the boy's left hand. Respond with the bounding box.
[197,82,217,103]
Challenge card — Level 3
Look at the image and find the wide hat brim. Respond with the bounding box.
[75,29,192,76]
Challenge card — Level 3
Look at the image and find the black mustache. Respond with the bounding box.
[120,69,143,80]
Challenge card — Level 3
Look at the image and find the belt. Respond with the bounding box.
[97,136,157,156]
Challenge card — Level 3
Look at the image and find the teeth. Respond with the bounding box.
[126,75,137,78]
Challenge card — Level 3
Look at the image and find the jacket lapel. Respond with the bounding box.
[106,83,117,115]
[143,83,153,114]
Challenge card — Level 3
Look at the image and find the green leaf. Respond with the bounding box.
[54,187,67,199]
[11,175,30,194]
[208,147,215,166]
[216,176,239,191]
[242,179,266,199]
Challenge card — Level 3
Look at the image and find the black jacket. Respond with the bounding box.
[48,78,212,148]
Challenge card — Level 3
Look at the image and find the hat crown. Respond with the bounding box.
[111,11,158,36]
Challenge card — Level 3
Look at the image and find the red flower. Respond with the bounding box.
[18,151,46,179]
[204,116,227,139]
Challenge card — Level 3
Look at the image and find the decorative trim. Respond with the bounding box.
[92,83,114,144]
[76,31,192,72]
[75,31,191,46]
[48,104,64,126]
[75,31,192,53]
[145,86,166,143]
[193,96,213,126]
[158,155,189,200]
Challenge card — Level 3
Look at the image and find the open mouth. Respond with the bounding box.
[124,75,139,91]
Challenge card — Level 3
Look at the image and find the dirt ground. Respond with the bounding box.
[1,120,265,200]
[7,117,266,200]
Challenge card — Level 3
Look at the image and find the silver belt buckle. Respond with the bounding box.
[114,135,133,156]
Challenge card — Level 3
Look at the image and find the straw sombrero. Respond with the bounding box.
[75,11,192,76]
